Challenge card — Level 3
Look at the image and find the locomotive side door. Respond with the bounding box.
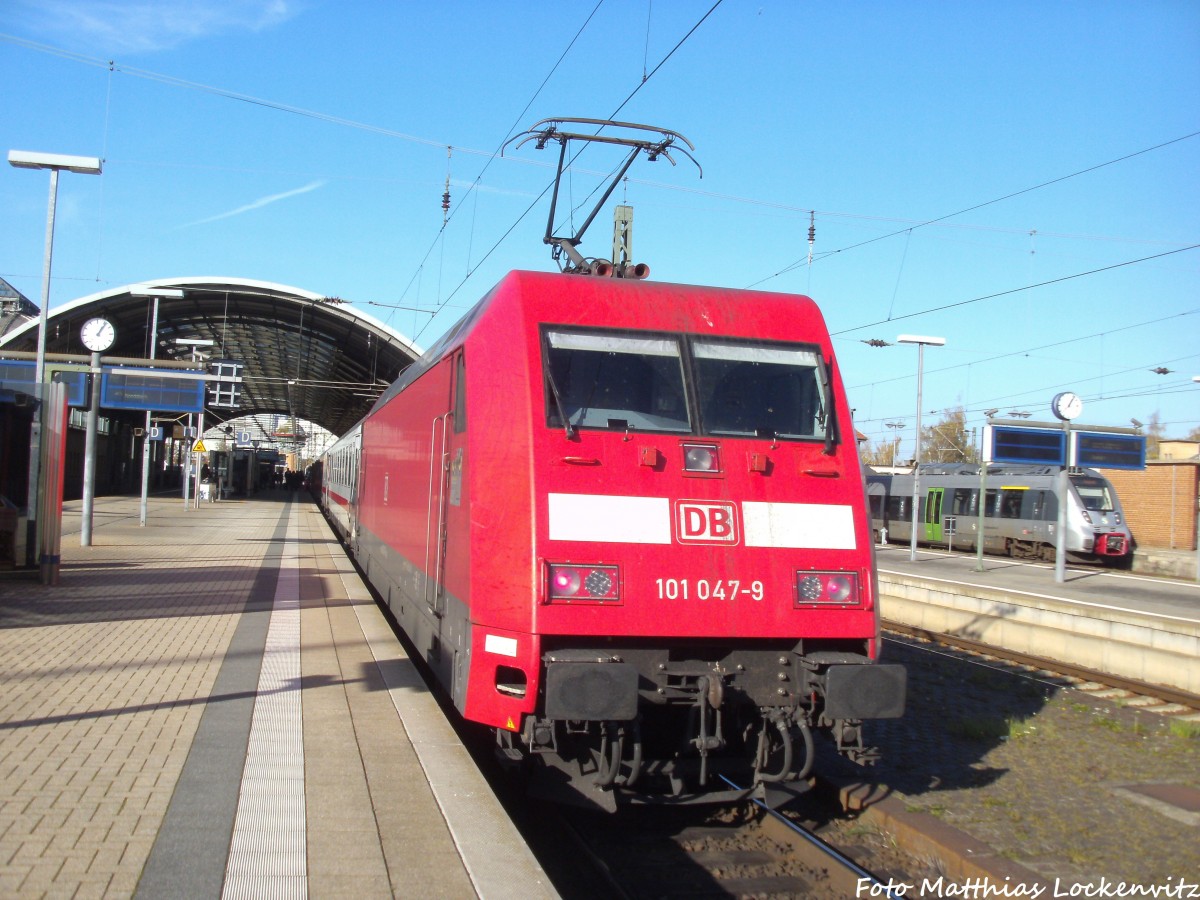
[923,487,944,543]
[425,350,468,622]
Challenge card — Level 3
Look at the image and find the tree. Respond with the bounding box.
[922,406,977,464]
[860,435,904,468]
[1144,411,1166,460]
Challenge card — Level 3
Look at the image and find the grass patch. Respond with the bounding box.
[1169,719,1200,739]
[1093,716,1122,732]
[1007,717,1038,740]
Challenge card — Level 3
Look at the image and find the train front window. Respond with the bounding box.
[692,339,829,441]
[1072,477,1115,512]
[544,329,690,433]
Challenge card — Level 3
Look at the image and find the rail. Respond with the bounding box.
[876,571,1200,694]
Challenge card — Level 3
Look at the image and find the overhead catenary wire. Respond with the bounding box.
[832,243,1200,338]
[749,129,1200,289]
[4,25,1193,430]
[848,306,1200,434]
[410,0,725,341]
[6,29,1190,308]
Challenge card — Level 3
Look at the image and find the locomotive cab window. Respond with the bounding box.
[544,329,690,433]
[692,339,830,442]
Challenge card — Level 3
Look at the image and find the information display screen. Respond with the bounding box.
[101,368,205,413]
[1074,432,1145,470]
[0,360,89,406]
[986,425,1066,465]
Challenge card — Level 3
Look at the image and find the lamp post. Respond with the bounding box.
[131,287,185,526]
[897,334,945,562]
[8,150,102,567]
[175,338,214,508]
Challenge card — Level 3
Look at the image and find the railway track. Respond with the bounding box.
[882,621,1200,717]
[518,786,936,900]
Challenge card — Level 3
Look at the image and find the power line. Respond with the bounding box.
[7,30,1189,263]
[410,0,725,341]
[832,244,1200,338]
[749,129,1200,288]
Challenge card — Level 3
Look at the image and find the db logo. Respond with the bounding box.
[674,501,740,545]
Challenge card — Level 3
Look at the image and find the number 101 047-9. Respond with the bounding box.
[655,579,764,601]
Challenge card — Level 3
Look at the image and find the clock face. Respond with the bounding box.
[1052,391,1083,421]
[80,317,115,352]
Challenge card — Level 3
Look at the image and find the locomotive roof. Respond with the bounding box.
[369,270,827,415]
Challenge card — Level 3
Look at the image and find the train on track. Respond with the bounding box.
[312,269,905,809]
[866,463,1132,565]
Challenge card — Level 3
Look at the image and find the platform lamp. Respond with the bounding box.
[130,287,185,527]
[897,335,945,562]
[8,150,102,567]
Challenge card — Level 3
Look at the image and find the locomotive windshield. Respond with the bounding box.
[1071,475,1117,512]
[543,328,831,442]
[692,339,828,441]
[544,330,691,432]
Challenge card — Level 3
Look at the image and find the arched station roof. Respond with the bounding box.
[0,277,422,438]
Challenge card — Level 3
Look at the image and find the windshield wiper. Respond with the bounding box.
[545,368,577,439]
[815,359,837,455]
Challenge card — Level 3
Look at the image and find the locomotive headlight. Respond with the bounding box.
[682,442,721,474]
[795,571,860,606]
[547,563,620,603]
[826,575,854,602]
[551,567,582,596]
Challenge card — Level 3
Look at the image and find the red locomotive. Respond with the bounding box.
[316,268,905,809]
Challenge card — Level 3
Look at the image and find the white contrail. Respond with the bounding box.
[183,179,326,227]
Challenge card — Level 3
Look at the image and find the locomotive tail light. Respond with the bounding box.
[547,563,621,603]
[794,571,861,606]
[682,442,721,474]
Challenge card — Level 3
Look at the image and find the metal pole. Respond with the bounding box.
[139,296,160,526]
[193,410,205,508]
[39,382,68,585]
[1055,419,1070,583]
[183,414,192,507]
[25,168,60,566]
[80,350,102,546]
[1194,478,1199,584]
[975,462,987,571]
[909,344,924,562]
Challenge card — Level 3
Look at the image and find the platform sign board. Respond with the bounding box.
[0,360,89,406]
[235,430,252,448]
[101,367,205,413]
[1073,431,1145,470]
[984,424,1066,466]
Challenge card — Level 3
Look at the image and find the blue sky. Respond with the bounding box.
[2,0,1197,452]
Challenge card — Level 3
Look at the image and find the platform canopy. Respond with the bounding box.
[0,277,421,438]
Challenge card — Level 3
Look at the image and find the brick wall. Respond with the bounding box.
[1099,462,1199,550]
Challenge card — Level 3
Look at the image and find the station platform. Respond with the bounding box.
[0,491,558,899]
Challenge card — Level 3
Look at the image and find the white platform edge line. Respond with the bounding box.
[339,556,559,900]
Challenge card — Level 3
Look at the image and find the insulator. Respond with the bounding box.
[442,191,450,212]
